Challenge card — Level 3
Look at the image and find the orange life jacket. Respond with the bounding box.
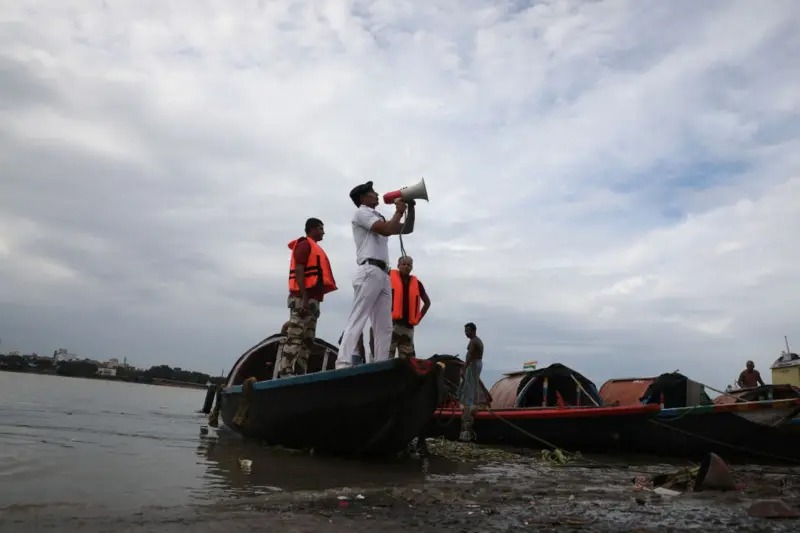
[390,269,421,326]
[287,237,337,295]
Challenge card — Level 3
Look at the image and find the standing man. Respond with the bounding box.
[459,322,485,406]
[337,181,415,368]
[278,218,337,377]
[737,360,766,389]
[458,322,485,441]
[389,256,431,359]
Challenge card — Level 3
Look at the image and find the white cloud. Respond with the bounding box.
[1,0,798,392]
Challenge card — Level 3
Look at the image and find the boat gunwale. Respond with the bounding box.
[223,358,424,395]
[432,403,660,419]
[657,397,800,418]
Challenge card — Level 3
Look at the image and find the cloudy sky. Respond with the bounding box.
[1,0,798,391]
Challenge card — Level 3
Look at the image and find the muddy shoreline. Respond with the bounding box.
[5,441,799,533]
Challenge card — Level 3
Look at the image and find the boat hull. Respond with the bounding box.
[424,404,661,453]
[622,400,800,463]
[220,358,445,456]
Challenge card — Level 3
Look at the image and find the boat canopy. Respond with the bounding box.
[639,372,712,408]
[224,333,339,387]
[771,351,800,369]
[598,377,656,406]
[489,363,602,409]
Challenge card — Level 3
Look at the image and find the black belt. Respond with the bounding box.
[361,258,388,271]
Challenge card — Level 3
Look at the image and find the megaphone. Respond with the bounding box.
[383,178,429,204]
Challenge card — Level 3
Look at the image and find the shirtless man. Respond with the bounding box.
[737,360,765,389]
[459,322,484,406]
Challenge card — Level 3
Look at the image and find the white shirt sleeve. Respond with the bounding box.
[353,207,382,231]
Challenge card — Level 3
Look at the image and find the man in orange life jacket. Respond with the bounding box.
[279,217,337,377]
[389,255,430,359]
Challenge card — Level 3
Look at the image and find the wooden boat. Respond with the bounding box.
[213,333,447,456]
[423,360,660,453]
[712,383,800,405]
[600,372,800,463]
[713,383,800,436]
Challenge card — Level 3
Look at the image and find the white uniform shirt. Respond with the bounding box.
[352,205,389,265]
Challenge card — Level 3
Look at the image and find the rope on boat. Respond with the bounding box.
[232,377,257,427]
[207,384,223,428]
[484,407,599,466]
[647,419,800,465]
[434,372,618,468]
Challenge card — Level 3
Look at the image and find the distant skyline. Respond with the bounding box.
[1,1,799,392]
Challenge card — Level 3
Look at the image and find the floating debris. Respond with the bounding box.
[238,458,253,472]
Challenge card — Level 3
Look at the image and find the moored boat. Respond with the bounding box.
[600,372,800,463]
[424,361,660,454]
[213,333,447,456]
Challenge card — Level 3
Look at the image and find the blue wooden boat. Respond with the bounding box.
[211,333,446,456]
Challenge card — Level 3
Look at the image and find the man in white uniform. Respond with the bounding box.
[337,181,416,368]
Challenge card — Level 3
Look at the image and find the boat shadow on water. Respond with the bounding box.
[194,426,471,498]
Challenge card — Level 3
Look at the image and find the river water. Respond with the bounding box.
[0,371,470,530]
[1,371,798,532]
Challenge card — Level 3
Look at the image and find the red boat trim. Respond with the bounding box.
[433,403,660,420]
[712,398,800,413]
[407,357,435,375]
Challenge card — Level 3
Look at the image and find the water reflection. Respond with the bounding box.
[194,426,472,500]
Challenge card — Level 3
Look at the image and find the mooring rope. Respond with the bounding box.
[485,405,800,468]
[482,407,638,470]
[647,418,800,465]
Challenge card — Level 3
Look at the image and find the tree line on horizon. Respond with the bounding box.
[0,353,225,385]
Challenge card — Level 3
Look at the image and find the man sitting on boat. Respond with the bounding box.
[737,360,765,389]
[279,218,338,377]
[389,255,431,359]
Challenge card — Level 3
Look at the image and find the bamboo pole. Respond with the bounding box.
[570,374,600,407]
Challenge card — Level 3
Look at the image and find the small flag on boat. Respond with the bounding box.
[523,360,537,370]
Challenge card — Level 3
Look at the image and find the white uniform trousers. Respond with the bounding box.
[337,264,392,368]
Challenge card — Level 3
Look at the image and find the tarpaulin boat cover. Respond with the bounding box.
[489,363,602,409]
[639,372,712,408]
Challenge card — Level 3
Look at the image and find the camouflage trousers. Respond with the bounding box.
[390,323,416,359]
[278,296,320,377]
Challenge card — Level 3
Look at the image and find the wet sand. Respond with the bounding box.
[6,443,799,532]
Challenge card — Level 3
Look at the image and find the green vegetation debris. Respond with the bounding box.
[424,437,525,463]
[539,448,581,465]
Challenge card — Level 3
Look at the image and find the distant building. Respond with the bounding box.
[97,367,117,377]
[53,348,79,363]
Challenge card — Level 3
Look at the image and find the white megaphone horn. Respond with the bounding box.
[382,178,429,204]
